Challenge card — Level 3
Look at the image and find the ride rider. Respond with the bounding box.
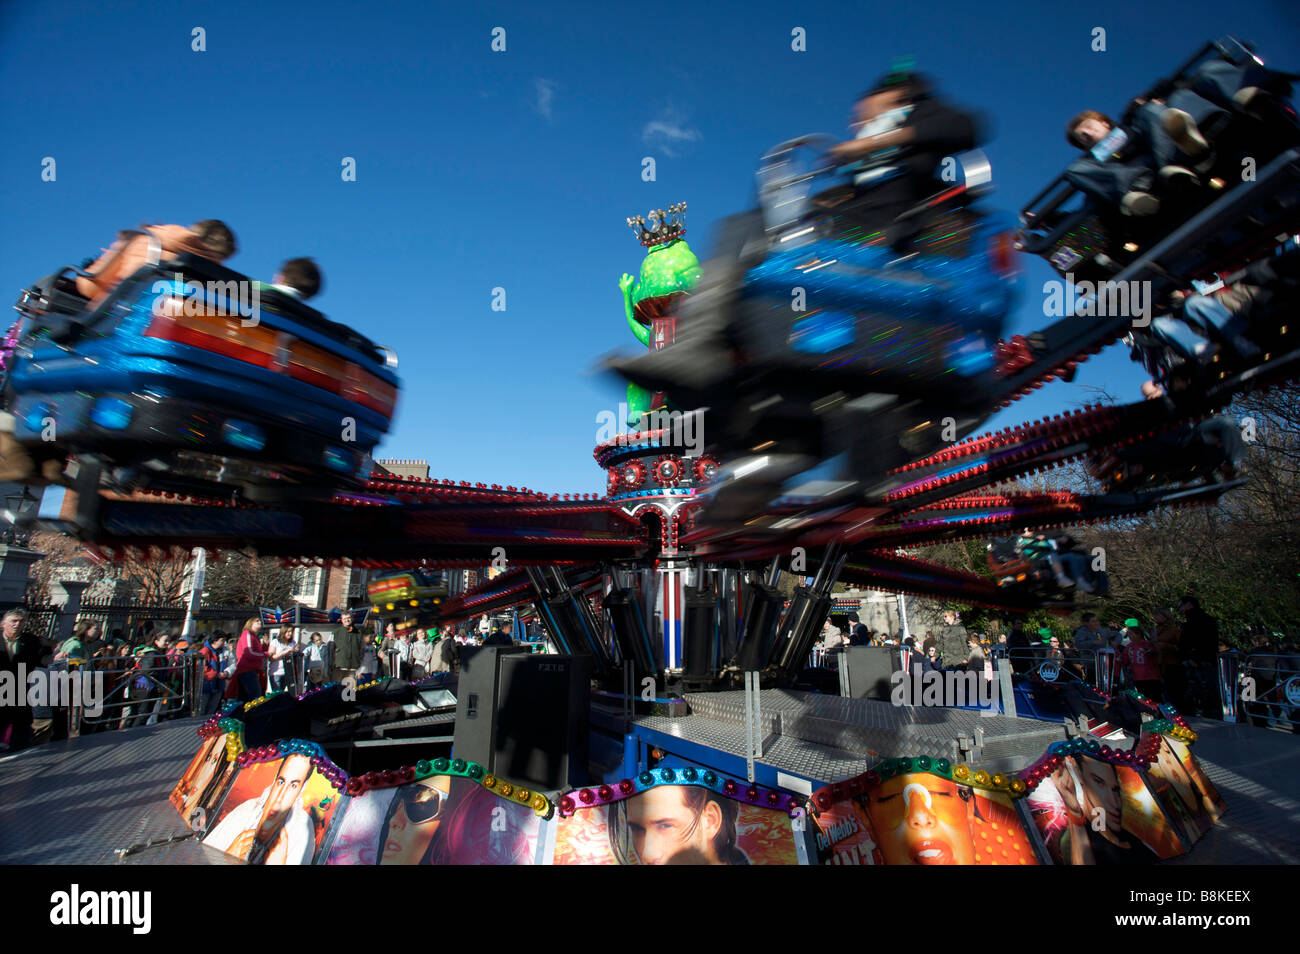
[826,68,982,248]
[612,66,985,408]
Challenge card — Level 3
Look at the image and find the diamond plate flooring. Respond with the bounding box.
[682,689,1069,767]
[0,719,207,864]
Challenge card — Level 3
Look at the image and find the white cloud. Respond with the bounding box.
[641,108,702,157]
[533,78,557,121]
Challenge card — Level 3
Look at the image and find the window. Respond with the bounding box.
[291,566,324,607]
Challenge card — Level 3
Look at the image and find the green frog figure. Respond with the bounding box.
[620,203,701,428]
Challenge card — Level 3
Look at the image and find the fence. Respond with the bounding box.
[1220,651,1300,728]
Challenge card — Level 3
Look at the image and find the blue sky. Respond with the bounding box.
[2,1,1296,494]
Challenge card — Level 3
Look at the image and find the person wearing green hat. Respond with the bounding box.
[1118,621,1162,700]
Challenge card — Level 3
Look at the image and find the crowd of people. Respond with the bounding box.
[814,597,1297,722]
[0,607,542,754]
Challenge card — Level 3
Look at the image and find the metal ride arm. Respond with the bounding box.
[524,565,614,676]
[770,543,846,681]
[999,148,1300,403]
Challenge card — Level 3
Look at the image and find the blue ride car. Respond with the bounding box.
[8,249,399,500]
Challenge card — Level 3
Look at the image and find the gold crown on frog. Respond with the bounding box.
[627,203,687,247]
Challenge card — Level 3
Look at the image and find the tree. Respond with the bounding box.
[26,530,114,604]
[119,547,193,604]
[204,549,296,608]
[914,383,1300,641]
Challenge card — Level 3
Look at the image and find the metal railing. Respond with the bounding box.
[1219,651,1300,727]
[63,651,201,735]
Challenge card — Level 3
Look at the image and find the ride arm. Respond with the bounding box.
[621,273,650,346]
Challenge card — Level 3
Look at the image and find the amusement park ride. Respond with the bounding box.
[2,37,1296,864]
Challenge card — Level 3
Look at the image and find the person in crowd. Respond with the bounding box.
[1151,607,1186,710]
[331,611,363,685]
[850,619,871,646]
[965,634,987,677]
[935,610,968,669]
[1,608,45,750]
[411,628,436,680]
[267,629,297,692]
[163,636,192,718]
[433,631,459,673]
[1046,634,1065,661]
[233,617,268,702]
[1120,622,1163,701]
[1005,619,1033,674]
[107,641,135,730]
[125,631,172,726]
[199,633,229,715]
[357,631,380,680]
[394,628,413,680]
[54,619,95,666]
[83,622,108,659]
[1072,613,1110,681]
[1178,595,1220,716]
[305,632,329,686]
[819,617,846,656]
[379,622,399,677]
[483,620,516,647]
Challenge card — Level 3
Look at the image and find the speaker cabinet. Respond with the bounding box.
[454,646,592,791]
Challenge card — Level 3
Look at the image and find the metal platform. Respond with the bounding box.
[0,718,221,865]
[681,689,1070,769]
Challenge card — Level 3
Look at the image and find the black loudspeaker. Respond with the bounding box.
[841,646,902,701]
[454,646,591,791]
[735,582,783,670]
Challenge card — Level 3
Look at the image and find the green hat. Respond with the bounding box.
[1124,618,1140,628]
[1037,627,1052,639]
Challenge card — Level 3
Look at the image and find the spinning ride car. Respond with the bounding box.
[7,238,399,502]
[617,134,1021,518]
[1018,36,1299,285]
[367,568,448,614]
[987,532,1108,601]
